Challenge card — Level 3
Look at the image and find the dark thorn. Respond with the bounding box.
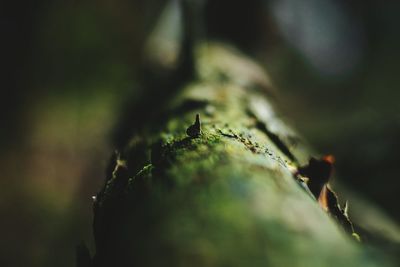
[297,157,333,199]
[186,114,202,138]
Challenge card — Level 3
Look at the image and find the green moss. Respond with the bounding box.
[92,43,391,267]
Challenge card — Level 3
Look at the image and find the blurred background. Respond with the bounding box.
[1,0,399,266]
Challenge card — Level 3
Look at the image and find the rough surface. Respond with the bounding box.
[90,43,393,267]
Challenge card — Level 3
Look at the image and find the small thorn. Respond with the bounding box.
[195,114,200,126]
[186,114,202,138]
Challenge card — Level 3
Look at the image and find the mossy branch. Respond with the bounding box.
[87,43,394,267]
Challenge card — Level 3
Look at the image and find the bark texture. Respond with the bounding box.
[89,43,394,267]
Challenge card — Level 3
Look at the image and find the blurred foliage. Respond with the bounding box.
[0,0,399,266]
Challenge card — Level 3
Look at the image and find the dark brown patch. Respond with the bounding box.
[297,156,334,199]
[297,155,359,239]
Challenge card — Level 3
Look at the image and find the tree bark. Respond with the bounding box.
[88,43,394,267]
